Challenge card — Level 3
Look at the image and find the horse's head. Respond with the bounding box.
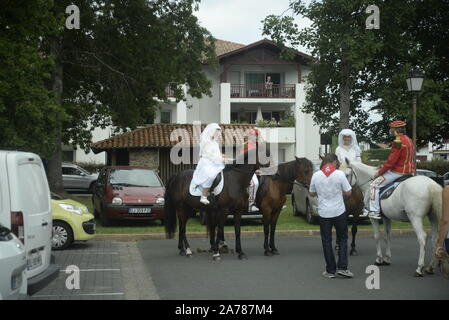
[294,156,313,186]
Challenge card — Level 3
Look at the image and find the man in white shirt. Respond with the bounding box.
[309,154,354,279]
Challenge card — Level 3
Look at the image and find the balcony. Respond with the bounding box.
[230,84,296,99]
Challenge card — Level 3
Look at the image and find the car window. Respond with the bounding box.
[62,167,82,175]
[76,166,91,175]
[109,169,162,187]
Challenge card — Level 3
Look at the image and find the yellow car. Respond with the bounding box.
[51,192,96,250]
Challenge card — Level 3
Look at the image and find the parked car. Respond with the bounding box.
[0,224,27,300]
[92,166,165,226]
[51,193,96,250]
[0,151,59,296]
[62,163,98,193]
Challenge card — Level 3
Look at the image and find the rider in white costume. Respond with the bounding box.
[335,129,361,164]
[192,123,225,205]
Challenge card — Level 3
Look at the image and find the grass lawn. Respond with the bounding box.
[68,194,427,234]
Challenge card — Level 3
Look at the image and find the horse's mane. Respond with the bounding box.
[272,160,298,182]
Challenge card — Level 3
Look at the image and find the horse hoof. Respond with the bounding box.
[179,251,186,256]
[381,261,391,266]
[375,261,382,266]
[264,251,272,257]
[424,267,434,275]
[350,250,358,256]
[238,253,247,260]
[414,271,424,277]
[213,255,221,261]
[271,250,280,255]
[219,247,229,254]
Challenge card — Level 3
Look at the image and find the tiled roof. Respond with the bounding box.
[91,123,256,152]
[214,39,246,57]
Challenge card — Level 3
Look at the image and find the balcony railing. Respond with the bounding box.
[230,84,296,99]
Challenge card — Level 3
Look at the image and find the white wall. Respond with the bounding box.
[75,124,112,164]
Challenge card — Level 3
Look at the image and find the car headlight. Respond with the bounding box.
[58,203,83,215]
[156,197,165,205]
[112,197,123,205]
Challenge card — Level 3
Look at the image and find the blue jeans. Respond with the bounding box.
[319,213,348,274]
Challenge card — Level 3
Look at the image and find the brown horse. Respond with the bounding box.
[255,157,313,256]
[164,148,260,260]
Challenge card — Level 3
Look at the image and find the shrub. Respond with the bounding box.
[362,148,390,161]
[363,160,449,176]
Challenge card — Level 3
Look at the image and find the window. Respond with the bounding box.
[62,167,83,176]
[160,111,171,124]
[109,169,162,187]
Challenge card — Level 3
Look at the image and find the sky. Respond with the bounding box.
[194,0,312,54]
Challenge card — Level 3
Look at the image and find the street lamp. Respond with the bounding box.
[406,67,424,173]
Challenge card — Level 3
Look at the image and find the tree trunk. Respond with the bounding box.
[48,38,64,193]
[339,60,352,130]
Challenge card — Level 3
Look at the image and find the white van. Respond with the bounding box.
[0,151,59,295]
[0,223,27,300]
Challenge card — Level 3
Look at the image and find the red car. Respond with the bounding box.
[92,166,165,226]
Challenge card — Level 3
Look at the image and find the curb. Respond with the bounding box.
[94,228,422,241]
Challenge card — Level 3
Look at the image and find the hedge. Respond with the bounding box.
[364,160,449,176]
[362,149,390,161]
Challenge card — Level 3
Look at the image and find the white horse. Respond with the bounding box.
[341,159,443,276]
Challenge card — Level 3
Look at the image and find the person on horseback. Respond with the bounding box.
[192,123,225,205]
[242,128,262,212]
[367,120,415,220]
[336,129,361,163]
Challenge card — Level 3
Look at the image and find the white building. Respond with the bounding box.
[77,38,322,164]
[154,38,321,163]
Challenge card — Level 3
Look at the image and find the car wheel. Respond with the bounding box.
[306,200,318,225]
[52,221,74,250]
[93,209,99,219]
[292,195,300,216]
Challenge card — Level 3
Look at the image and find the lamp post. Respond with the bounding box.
[406,67,424,173]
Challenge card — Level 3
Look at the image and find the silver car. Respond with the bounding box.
[0,224,27,299]
[443,172,449,187]
[62,163,98,193]
[292,162,320,224]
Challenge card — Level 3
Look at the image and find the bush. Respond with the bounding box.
[278,110,295,127]
[363,160,449,176]
[362,148,390,161]
[73,161,105,174]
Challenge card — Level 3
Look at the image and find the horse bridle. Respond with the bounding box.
[347,166,372,188]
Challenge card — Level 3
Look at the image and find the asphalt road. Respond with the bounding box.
[138,235,449,300]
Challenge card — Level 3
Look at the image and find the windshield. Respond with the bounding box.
[109,169,162,187]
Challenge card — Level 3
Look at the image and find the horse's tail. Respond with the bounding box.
[429,182,443,229]
[164,174,178,239]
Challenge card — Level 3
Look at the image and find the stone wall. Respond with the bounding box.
[129,148,159,169]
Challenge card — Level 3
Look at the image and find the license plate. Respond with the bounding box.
[27,252,42,271]
[129,207,151,214]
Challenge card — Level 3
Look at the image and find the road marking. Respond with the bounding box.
[60,268,121,272]
[34,292,124,298]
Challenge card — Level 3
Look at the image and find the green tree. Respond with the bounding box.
[262,0,449,146]
[0,0,63,157]
[44,0,216,192]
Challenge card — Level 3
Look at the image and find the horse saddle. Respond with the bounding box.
[379,174,413,200]
[189,171,224,197]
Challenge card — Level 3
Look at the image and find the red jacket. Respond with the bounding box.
[379,134,415,176]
